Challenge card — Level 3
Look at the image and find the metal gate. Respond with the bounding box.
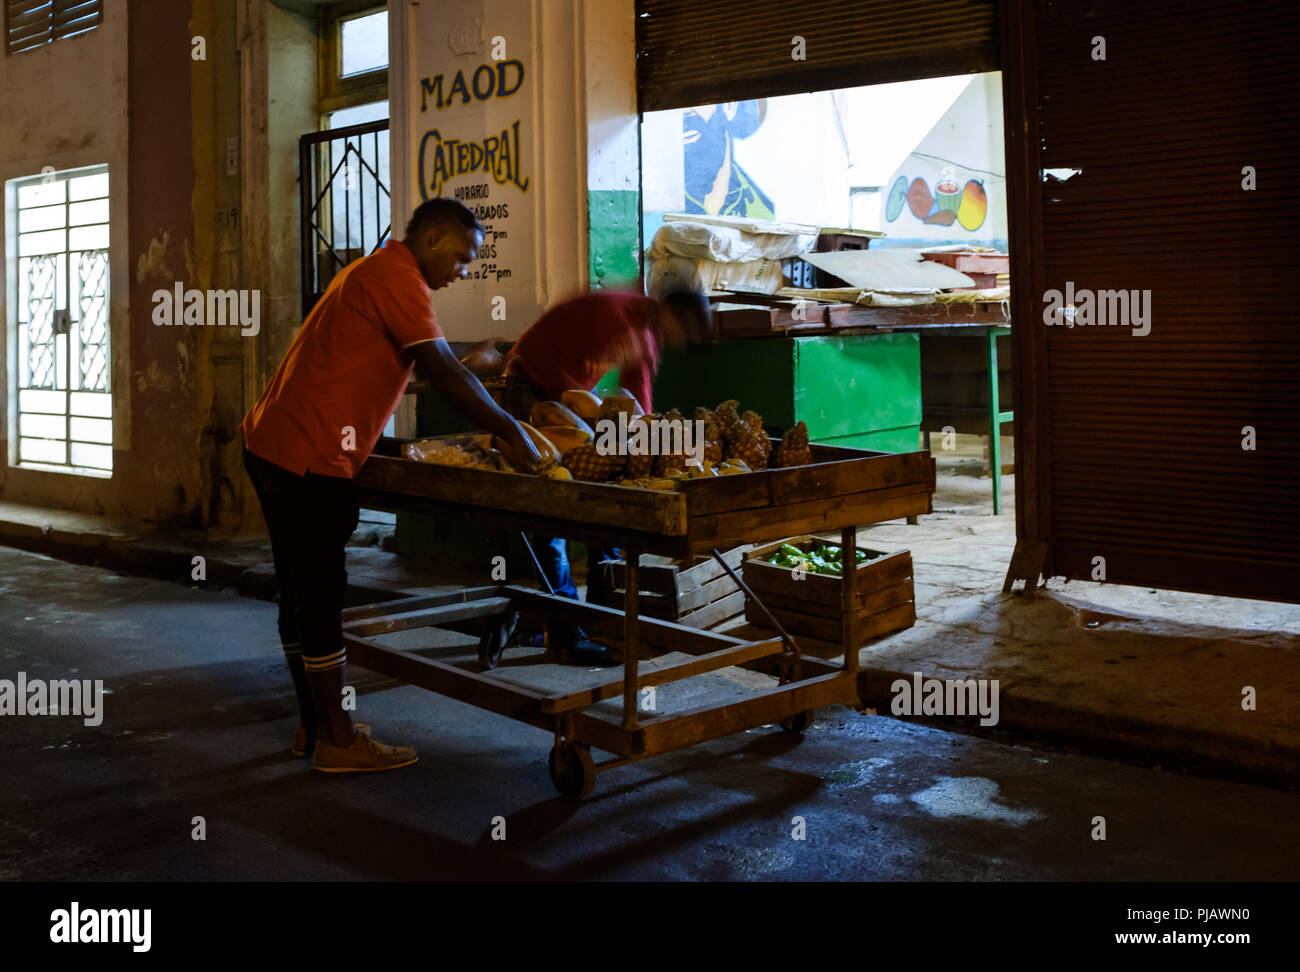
[635,0,998,111]
[298,119,390,318]
[1000,0,1300,603]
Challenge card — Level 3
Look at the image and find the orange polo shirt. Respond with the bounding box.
[241,240,442,478]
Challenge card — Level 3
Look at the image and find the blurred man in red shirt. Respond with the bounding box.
[503,289,712,665]
[242,198,540,773]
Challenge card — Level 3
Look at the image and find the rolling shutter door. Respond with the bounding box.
[636,0,999,112]
[1007,0,1300,602]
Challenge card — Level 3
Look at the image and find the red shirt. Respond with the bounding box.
[506,291,660,412]
[241,240,442,478]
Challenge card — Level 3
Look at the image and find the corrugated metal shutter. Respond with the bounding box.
[1022,0,1300,602]
[4,0,102,55]
[636,0,999,112]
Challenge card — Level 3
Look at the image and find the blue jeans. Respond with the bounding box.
[531,536,617,647]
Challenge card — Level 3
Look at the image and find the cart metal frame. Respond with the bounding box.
[344,437,934,796]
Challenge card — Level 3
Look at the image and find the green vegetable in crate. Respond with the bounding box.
[766,541,872,576]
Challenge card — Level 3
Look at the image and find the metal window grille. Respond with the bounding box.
[10,165,112,474]
[4,0,103,56]
[298,118,390,317]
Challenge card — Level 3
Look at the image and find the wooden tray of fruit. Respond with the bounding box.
[355,390,934,558]
[742,537,916,646]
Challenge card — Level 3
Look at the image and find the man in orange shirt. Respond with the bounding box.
[242,198,541,773]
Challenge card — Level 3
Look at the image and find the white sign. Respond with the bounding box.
[403,0,540,338]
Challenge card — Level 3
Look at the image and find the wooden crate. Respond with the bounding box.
[594,547,748,629]
[952,271,999,291]
[919,251,1009,275]
[742,535,915,646]
[713,301,826,337]
[360,437,934,560]
[815,230,881,252]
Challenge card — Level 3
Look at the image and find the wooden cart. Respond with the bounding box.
[345,437,934,796]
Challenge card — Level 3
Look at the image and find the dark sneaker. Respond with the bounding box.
[550,633,619,667]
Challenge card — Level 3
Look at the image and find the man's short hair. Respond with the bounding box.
[659,287,714,341]
[405,198,484,239]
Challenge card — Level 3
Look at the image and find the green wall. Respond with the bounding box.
[587,189,640,289]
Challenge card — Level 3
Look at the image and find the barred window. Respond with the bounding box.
[5,0,102,56]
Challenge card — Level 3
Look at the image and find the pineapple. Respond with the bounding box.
[695,406,721,442]
[741,409,771,464]
[642,408,690,475]
[625,451,654,478]
[726,426,768,470]
[565,443,623,481]
[623,414,656,478]
[715,399,741,432]
[773,421,812,468]
[653,447,691,477]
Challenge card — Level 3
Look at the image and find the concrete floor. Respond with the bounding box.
[2,542,1299,881]
[1,439,1297,880]
[834,448,1300,782]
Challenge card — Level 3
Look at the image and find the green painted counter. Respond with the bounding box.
[651,332,921,454]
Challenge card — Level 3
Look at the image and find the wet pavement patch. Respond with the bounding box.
[909,776,1041,826]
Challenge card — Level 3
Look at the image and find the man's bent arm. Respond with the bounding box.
[407,339,542,467]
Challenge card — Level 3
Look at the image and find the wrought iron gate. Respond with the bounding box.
[298,119,390,317]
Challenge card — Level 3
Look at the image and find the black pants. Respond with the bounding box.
[243,447,360,663]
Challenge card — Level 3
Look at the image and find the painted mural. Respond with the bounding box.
[683,100,775,219]
[885,173,988,231]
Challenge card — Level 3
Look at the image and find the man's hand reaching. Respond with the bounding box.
[407,339,544,471]
[494,424,544,472]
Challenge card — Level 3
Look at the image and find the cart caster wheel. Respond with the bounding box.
[478,612,519,670]
[779,709,816,733]
[548,741,596,798]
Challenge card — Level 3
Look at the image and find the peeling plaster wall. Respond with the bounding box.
[191,0,247,527]
[0,2,132,515]
[264,3,318,385]
[0,2,215,523]
[125,0,204,523]
[0,0,323,528]
[229,1,319,529]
